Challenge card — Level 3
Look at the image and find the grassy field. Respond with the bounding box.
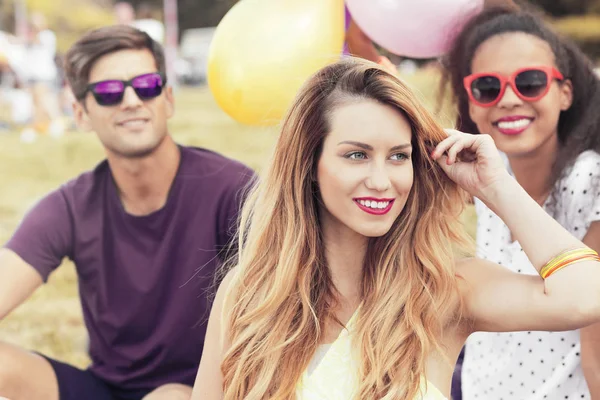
[0,70,474,368]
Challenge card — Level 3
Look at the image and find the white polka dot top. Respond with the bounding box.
[462,150,600,400]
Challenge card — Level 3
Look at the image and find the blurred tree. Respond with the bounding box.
[3,0,598,45]
[0,0,113,51]
[125,0,238,32]
[525,0,600,16]
[133,0,600,32]
[589,0,600,12]
[177,0,237,30]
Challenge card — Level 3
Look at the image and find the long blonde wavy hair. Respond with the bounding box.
[221,58,472,399]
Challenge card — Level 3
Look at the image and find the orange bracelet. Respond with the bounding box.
[539,248,600,279]
[540,248,595,277]
[542,254,600,278]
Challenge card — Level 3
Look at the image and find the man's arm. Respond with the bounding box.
[0,249,43,320]
[1,189,73,319]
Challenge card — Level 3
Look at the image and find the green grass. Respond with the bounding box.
[0,70,475,367]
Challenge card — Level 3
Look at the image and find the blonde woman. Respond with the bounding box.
[191,59,600,400]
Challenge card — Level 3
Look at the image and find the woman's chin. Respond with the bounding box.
[356,225,393,238]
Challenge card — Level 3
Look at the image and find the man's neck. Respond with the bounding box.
[107,136,181,216]
[507,135,559,205]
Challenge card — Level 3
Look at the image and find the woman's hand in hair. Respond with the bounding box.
[431,129,510,202]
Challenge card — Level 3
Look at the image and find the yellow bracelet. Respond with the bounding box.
[540,248,593,276]
[540,248,590,276]
[542,254,600,279]
[539,248,600,279]
[540,248,597,277]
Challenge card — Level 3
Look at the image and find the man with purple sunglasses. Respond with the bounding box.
[0,25,255,400]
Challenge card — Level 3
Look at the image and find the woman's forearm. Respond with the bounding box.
[478,174,600,319]
[480,174,588,268]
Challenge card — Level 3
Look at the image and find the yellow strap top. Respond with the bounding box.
[296,310,447,400]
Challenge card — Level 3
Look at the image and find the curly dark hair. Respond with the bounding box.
[440,5,600,195]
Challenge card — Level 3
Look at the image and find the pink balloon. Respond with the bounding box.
[345,0,484,59]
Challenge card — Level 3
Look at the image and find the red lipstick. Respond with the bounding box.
[493,115,534,136]
[353,197,395,215]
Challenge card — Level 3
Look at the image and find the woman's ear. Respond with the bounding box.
[559,79,573,111]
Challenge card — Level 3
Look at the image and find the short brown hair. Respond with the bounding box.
[65,25,166,101]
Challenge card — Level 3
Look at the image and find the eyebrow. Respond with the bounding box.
[337,141,412,151]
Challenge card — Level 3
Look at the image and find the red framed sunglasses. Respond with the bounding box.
[463,66,564,107]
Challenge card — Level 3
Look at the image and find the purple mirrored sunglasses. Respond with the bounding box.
[85,72,167,106]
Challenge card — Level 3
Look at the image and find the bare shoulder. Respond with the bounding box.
[215,266,240,316]
[454,256,480,272]
[204,266,241,351]
[455,256,482,286]
[453,257,506,324]
[191,266,241,399]
[434,258,487,347]
[219,266,240,293]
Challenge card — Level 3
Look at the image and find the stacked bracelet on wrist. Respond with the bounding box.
[539,247,600,279]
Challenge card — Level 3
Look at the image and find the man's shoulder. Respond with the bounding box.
[181,145,249,168]
[59,159,110,199]
[180,146,255,184]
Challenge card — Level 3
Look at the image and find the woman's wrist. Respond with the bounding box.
[476,172,521,214]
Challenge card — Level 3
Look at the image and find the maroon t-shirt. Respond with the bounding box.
[5,145,254,390]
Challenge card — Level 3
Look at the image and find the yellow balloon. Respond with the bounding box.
[208,0,345,126]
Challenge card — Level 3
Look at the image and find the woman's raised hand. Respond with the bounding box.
[431,129,510,201]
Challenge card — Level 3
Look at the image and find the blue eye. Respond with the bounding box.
[391,153,409,161]
[345,151,367,160]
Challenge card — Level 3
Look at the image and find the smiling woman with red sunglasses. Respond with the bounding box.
[441,4,600,400]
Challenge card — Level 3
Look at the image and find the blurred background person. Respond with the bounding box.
[19,12,63,141]
[113,1,135,26]
[0,33,15,132]
[132,3,165,45]
[114,1,164,45]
